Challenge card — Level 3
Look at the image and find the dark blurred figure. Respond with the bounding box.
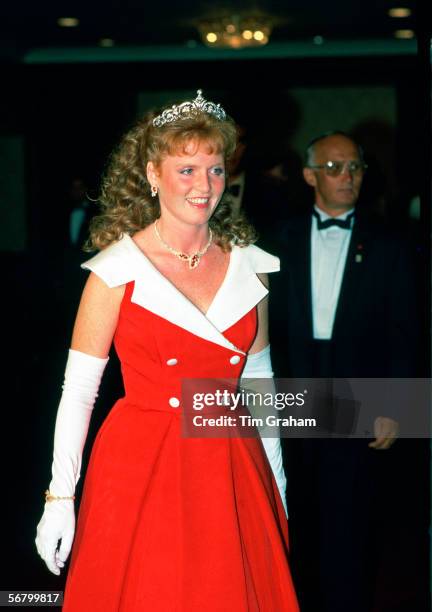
[224,92,308,251]
[270,131,430,612]
[58,176,98,328]
[350,119,399,222]
[224,120,287,251]
[67,177,96,250]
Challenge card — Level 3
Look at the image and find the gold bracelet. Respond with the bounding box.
[45,489,75,502]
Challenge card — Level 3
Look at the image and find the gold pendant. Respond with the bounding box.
[189,254,200,269]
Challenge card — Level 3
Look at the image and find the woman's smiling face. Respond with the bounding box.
[147,140,226,227]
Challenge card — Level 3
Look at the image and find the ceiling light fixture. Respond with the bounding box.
[394,28,415,38]
[388,7,412,18]
[57,17,79,28]
[99,38,115,47]
[196,12,280,49]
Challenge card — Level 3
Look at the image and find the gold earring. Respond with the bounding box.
[151,185,158,198]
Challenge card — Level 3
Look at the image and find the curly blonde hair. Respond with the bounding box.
[85,102,257,252]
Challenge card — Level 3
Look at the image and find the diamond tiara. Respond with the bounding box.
[152,89,226,128]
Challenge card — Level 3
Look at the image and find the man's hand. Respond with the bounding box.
[368,416,399,450]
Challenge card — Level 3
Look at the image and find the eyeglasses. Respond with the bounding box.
[308,160,368,177]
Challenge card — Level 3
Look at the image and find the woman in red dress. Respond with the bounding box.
[35,90,299,611]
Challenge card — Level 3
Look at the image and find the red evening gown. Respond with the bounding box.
[63,235,299,611]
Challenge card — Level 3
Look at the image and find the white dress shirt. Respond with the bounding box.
[311,206,355,339]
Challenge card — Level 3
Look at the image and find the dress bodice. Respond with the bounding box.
[82,234,279,413]
[114,282,257,412]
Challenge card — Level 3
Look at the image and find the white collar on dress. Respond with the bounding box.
[82,233,279,354]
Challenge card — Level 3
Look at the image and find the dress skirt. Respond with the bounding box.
[63,280,299,611]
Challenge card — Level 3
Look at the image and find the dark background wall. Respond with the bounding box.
[1,51,429,251]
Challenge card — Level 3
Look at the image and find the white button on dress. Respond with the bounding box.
[169,397,180,408]
[230,355,241,365]
[166,358,178,366]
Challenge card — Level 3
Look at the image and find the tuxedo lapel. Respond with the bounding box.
[332,218,371,339]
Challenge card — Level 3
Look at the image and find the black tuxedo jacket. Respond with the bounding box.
[236,172,300,253]
[269,211,420,378]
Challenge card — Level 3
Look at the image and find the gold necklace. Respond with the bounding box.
[154,220,213,270]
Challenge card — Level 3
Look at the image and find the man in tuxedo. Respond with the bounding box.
[270,132,427,611]
[225,120,297,252]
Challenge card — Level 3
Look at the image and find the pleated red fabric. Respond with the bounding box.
[63,282,299,611]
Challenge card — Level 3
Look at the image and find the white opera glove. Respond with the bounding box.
[241,345,288,517]
[35,349,108,575]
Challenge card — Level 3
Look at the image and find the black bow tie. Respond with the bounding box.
[313,209,355,230]
[227,183,241,197]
